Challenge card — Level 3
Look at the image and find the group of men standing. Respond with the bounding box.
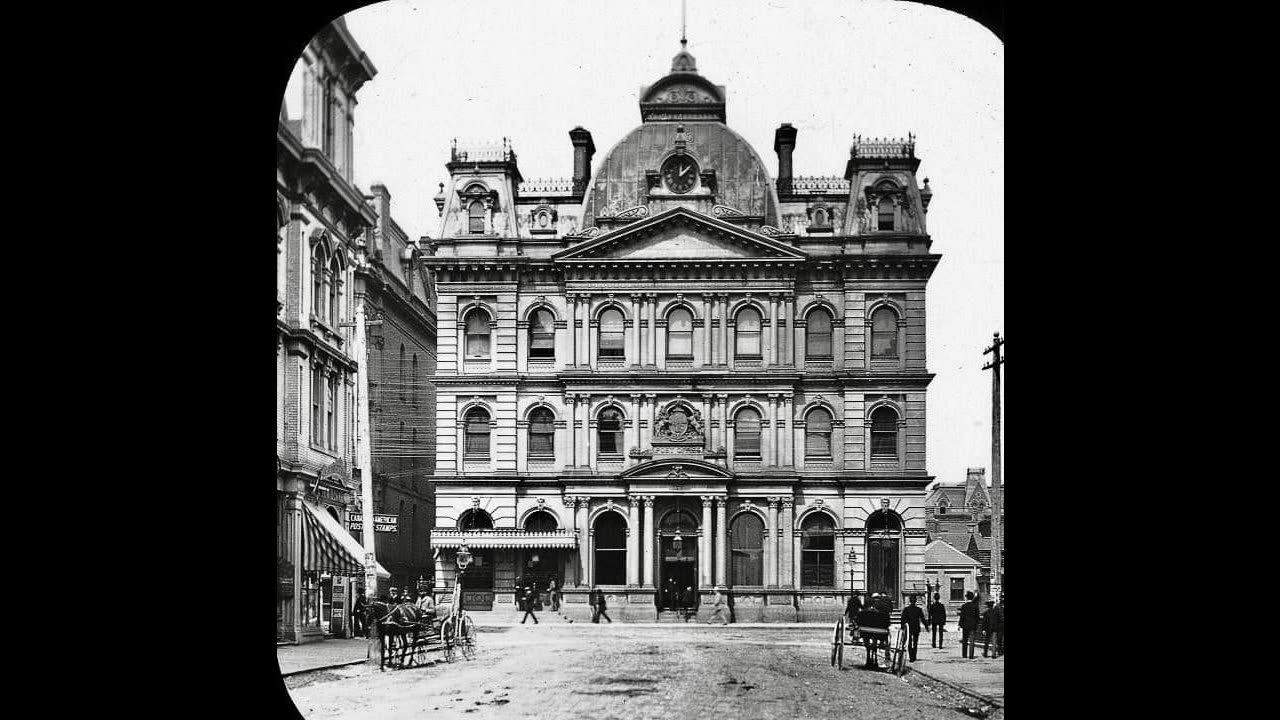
[845,590,1005,670]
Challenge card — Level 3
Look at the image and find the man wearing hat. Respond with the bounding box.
[928,593,947,648]
[982,598,1004,658]
[856,595,891,669]
[900,594,926,662]
[845,590,863,624]
[958,591,980,659]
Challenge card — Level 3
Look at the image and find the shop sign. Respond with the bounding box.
[348,513,399,532]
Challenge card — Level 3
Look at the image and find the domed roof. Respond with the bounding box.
[582,120,780,227]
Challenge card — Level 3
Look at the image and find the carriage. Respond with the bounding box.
[367,582,476,670]
[830,614,908,675]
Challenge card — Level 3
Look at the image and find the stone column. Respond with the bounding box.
[627,496,641,587]
[717,294,729,366]
[567,294,578,367]
[701,293,713,366]
[715,496,728,587]
[700,496,714,587]
[642,496,655,587]
[586,296,596,369]
[785,294,796,365]
[630,293,642,367]
[647,394,658,448]
[717,394,729,458]
[778,392,788,466]
[647,294,658,367]
[794,298,806,367]
[779,498,795,588]
[583,394,594,470]
[566,395,578,468]
[768,393,780,466]
[630,393,642,461]
[768,293,779,366]
[701,393,713,453]
[576,497,591,586]
[766,497,779,588]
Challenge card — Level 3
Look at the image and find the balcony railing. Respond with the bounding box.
[851,134,916,159]
[451,137,517,163]
[519,177,575,194]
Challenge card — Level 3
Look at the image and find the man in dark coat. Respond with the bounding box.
[590,586,612,623]
[928,593,947,648]
[994,597,1005,657]
[514,576,524,612]
[667,578,680,612]
[845,591,863,624]
[682,586,697,622]
[958,591,980,659]
[521,585,539,625]
[982,600,1002,657]
[351,592,367,638]
[900,594,926,662]
[855,599,891,669]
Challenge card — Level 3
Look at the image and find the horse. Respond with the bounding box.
[365,601,431,670]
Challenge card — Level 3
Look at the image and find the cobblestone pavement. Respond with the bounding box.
[283,625,1002,720]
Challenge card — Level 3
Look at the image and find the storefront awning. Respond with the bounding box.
[303,500,390,579]
[430,529,578,549]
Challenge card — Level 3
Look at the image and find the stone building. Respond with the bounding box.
[357,183,438,593]
[276,18,392,643]
[924,467,1005,599]
[423,40,940,622]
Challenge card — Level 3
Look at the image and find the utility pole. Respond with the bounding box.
[349,229,382,665]
[982,332,1004,597]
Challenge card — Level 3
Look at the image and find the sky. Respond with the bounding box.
[283,0,1004,488]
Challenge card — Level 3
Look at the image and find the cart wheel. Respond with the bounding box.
[836,640,845,670]
[831,617,844,667]
[441,618,456,662]
[461,616,476,660]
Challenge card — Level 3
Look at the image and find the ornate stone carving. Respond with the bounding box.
[654,403,704,443]
[701,495,714,508]
[711,204,746,218]
[614,205,649,220]
[759,225,785,236]
[781,498,794,509]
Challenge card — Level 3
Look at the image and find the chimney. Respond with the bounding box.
[369,183,391,260]
[774,123,797,194]
[569,127,595,193]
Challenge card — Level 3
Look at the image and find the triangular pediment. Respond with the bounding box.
[553,207,806,263]
[619,457,733,482]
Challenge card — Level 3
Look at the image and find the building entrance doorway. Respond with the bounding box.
[657,534,698,611]
[866,510,903,609]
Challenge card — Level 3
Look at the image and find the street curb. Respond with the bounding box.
[904,666,1003,709]
[279,658,369,677]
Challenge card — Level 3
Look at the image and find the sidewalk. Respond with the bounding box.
[277,638,372,676]
[904,635,1004,707]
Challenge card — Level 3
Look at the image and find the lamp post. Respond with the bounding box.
[455,542,473,610]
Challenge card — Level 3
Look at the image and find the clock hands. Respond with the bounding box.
[680,164,691,178]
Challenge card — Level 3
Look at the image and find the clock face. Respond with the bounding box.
[661,156,698,194]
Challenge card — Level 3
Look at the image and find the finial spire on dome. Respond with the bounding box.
[671,0,697,73]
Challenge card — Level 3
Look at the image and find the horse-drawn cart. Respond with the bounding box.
[830,615,908,675]
[366,598,475,670]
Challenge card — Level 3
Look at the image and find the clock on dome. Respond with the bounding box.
[661,155,698,194]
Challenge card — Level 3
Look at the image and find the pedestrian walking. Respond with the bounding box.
[514,576,524,612]
[927,593,947,648]
[982,600,1001,657]
[900,594,926,662]
[706,587,730,625]
[521,585,539,625]
[548,579,560,612]
[590,586,612,623]
[682,586,697,622]
[666,578,679,612]
[958,591,980,659]
[994,596,1005,657]
[351,592,367,638]
[856,597,890,669]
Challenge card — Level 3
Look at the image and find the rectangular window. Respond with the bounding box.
[311,369,324,446]
[326,375,338,449]
[530,331,555,358]
[599,332,625,357]
[465,428,489,457]
[807,331,832,358]
[466,333,490,358]
[950,577,965,602]
[871,430,897,459]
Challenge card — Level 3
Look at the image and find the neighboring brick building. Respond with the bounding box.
[276,18,390,644]
[924,467,1004,599]
[355,183,438,593]
[422,39,942,622]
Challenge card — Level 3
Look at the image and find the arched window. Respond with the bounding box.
[735,307,762,357]
[528,407,555,458]
[871,307,898,358]
[326,374,338,449]
[667,308,693,358]
[813,207,829,227]
[465,309,491,359]
[870,406,899,460]
[800,513,836,588]
[597,407,623,456]
[528,308,555,359]
[978,519,991,537]
[878,196,895,230]
[312,245,326,323]
[730,513,764,586]
[457,508,494,530]
[464,407,491,458]
[938,499,949,515]
[805,408,833,458]
[524,511,558,532]
[593,512,627,585]
[734,407,761,459]
[311,368,324,444]
[806,309,833,358]
[468,200,486,234]
[328,257,341,326]
[598,308,625,358]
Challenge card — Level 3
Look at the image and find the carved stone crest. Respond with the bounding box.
[655,404,704,443]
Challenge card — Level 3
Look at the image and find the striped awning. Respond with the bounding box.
[302,500,390,579]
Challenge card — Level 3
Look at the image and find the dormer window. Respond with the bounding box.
[878,196,895,231]
[468,201,486,234]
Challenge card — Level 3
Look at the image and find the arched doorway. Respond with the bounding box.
[865,509,903,609]
[521,511,562,601]
[593,512,627,586]
[657,508,699,610]
[456,509,495,609]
